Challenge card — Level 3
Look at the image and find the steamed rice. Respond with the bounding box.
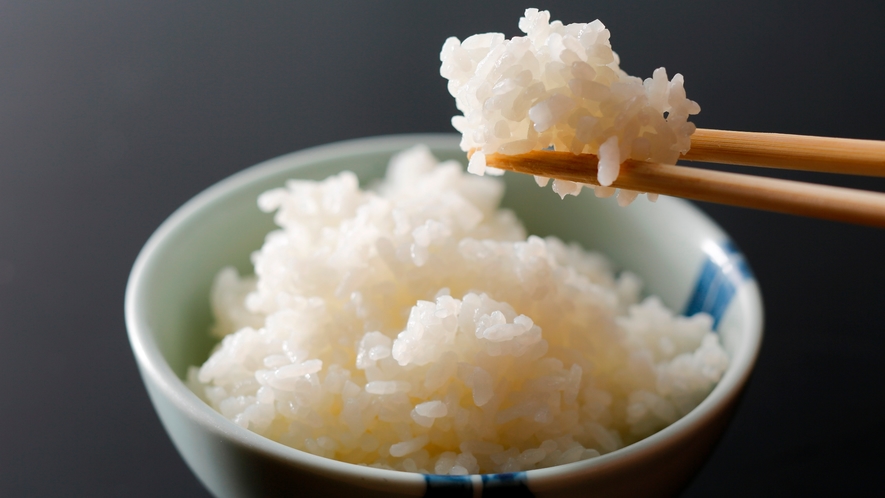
[187,145,728,475]
[440,8,700,204]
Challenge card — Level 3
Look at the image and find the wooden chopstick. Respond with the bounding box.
[485,150,885,228]
[684,128,885,177]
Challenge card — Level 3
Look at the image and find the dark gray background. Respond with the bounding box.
[2,1,884,496]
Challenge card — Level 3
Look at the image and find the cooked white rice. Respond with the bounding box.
[188,145,727,474]
[440,8,700,204]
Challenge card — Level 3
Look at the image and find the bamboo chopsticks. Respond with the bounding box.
[483,129,885,228]
[684,129,885,177]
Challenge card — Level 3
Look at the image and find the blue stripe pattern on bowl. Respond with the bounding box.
[424,472,533,497]
[684,240,753,328]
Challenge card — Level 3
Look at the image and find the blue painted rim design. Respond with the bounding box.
[424,472,533,497]
[684,240,753,328]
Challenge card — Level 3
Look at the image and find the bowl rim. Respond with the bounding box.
[125,133,764,491]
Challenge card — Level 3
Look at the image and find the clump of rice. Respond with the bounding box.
[188,145,728,474]
[440,8,700,204]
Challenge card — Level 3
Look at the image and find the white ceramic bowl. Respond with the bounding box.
[125,134,763,497]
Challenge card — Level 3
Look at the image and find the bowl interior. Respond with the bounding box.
[132,134,756,380]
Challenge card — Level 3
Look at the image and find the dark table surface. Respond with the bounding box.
[2,1,884,496]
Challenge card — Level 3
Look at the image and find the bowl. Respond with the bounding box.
[125,134,763,497]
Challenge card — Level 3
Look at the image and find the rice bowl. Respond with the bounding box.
[125,134,762,497]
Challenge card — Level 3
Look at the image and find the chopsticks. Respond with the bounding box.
[684,129,885,177]
[483,129,885,228]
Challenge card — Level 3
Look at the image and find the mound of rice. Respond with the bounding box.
[188,145,728,475]
[440,8,701,204]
